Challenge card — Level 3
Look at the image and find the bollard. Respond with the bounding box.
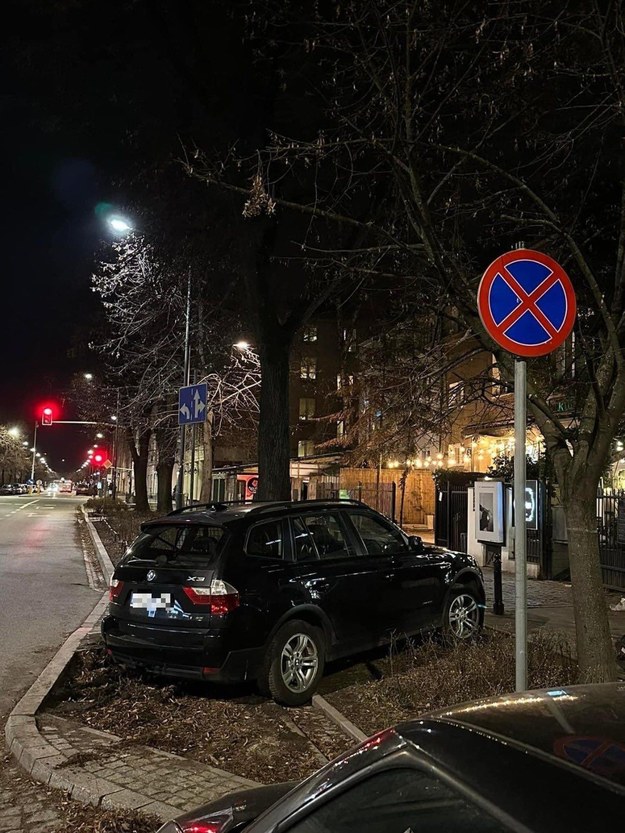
[492,547,505,615]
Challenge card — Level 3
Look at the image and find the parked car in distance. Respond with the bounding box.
[102,499,485,705]
[0,483,17,495]
[75,482,93,496]
[157,683,625,833]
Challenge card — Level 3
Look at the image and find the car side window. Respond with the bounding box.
[292,517,319,562]
[348,512,409,556]
[245,521,283,559]
[286,767,510,833]
[302,513,353,559]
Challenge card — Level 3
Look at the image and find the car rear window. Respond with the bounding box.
[124,524,226,566]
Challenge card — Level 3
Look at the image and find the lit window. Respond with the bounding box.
[300,357,317,380]
[448,381,464,407]
[337,374,354,390]
[303,326,318,343]
[297,440,315,457]
[299,397,316,420]
[337,420,345,439]
[343,328,357,353]
[491,355,502,395]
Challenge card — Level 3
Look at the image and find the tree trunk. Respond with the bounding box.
[199,414,214,502]
[563,487,617,682]
[133,429,151,512]
[154,425,176,513]
[256,338,291,501]
[156,460,174,513]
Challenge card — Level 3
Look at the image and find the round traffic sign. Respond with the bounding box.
[478,249,576,357]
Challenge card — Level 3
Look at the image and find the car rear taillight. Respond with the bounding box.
[109,578,124,602]
[182,579,239,614]
[181,818,228,833]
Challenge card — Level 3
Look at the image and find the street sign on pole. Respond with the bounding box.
[477,249,576,357]
[478,248,576,693]
[178,383,208,426]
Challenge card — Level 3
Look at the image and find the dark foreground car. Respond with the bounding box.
[157,683,625,833]
[102,499,484,705]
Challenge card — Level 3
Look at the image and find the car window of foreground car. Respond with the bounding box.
[124,524,227,567]
[285,768,511,833]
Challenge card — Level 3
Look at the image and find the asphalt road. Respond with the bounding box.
[0,494,101,716]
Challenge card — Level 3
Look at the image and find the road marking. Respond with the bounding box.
[3,500,42,517]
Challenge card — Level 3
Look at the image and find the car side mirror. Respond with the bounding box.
[408,535,424,553]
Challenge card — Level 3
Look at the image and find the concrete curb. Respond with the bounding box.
[80,505,115,584]
[312,694,367,743]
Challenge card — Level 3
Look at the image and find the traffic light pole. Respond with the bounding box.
[30,422,38,481]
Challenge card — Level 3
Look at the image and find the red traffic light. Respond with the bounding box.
[93,453,104,465]
[42,407,53,426]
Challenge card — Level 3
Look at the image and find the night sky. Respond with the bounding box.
[0,0,236,472]
[1,40,106,470]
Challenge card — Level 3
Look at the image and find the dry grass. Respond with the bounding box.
[327,630,578,735]
[61,803,159,833]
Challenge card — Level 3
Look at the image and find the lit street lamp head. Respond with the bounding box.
[107,216,133,235]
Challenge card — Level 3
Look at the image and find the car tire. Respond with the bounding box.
[443,587,482,641]
[262,620,326,706]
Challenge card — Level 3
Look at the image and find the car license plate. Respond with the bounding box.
[130,592,173,617]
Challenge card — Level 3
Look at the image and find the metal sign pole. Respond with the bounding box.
[514,358,527,691]
[175,268,192,510]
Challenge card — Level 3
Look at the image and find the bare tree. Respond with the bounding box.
[89,236,261,510]
[190,0,625,681]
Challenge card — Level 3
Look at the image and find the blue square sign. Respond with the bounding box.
[178,383,208,425]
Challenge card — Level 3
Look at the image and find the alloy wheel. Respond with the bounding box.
[280,633,319,693]
[448,593,480,639]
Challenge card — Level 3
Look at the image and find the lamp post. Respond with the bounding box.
[175,267,192,510]
[30,423,38,481]
[111,400,120,499]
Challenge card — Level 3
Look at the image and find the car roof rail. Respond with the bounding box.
[247,498,364,516]
[167,500,250,516]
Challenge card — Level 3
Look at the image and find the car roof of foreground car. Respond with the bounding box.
[142,499,370,529]
[246,683,625,833]
[399,682,625,794]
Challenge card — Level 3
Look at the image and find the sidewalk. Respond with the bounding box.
[481,567,625,645]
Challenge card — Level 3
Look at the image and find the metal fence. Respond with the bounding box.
[315,481,397,522]
[597,490,625,590]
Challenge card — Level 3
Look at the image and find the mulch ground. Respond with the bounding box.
[48,649,351,784]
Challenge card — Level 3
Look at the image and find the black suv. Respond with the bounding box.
[101,500,485,705]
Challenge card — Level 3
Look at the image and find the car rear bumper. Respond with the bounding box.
[101,615,263,683]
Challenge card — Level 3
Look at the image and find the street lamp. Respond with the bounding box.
[84,372,93,381]
[107,216,133,235]
[234,341,251,350]
[8,427,20,438]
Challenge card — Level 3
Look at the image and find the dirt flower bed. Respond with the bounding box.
[48,649,347,784]
[326,630,578,736]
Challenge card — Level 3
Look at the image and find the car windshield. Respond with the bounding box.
[124,524,227,566]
